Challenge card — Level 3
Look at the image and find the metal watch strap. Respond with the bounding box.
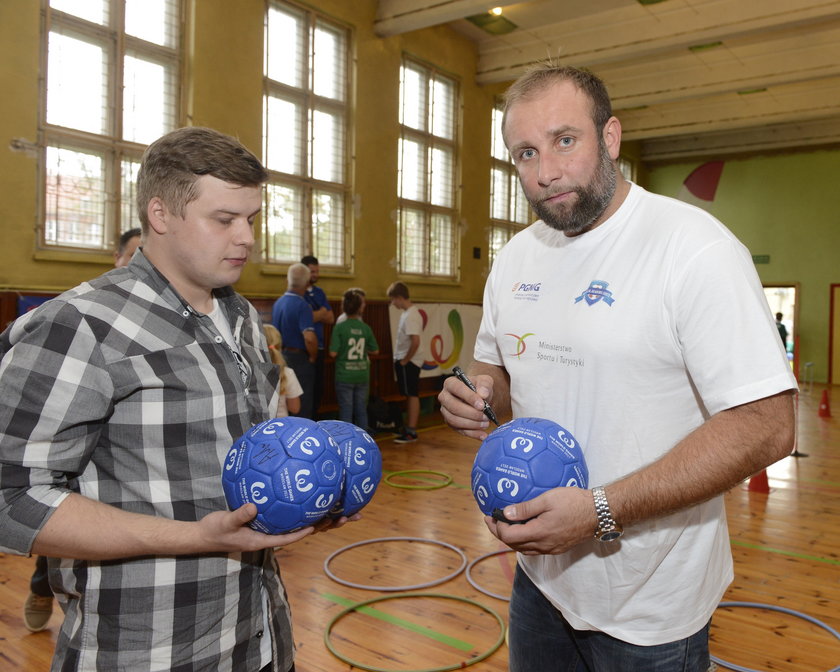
[592,486,623,542]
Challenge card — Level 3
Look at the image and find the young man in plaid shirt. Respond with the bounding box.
[0,127,351,672]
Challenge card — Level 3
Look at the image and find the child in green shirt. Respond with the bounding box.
[329,288,379,429]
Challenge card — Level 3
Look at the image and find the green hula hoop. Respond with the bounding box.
[383,469,453,490]
[324,591,506,672]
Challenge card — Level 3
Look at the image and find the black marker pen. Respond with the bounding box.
[452,366,499,426]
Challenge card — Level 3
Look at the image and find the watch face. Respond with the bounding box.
[599,530,622,542]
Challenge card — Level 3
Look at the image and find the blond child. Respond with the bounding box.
[263,324,303,417]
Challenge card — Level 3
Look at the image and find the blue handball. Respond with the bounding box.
[471,416,588,518]
[222,416,344,534]
[319,420,382,517]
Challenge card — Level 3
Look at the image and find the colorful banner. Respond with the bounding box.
[388,303,483,378]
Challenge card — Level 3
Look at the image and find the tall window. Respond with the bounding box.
[263,1,350,267]
[397,57,459,278]
[489,100,530,266]
[42,0,180,252]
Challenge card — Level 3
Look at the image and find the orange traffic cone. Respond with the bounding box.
[748,469,770,494]
[818,389,831,418]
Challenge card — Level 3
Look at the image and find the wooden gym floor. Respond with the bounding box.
[1,385,838,671]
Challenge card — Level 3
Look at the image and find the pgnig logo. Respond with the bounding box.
[511,281,542,293]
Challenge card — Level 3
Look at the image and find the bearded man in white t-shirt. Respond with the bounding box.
[439,62,797,672]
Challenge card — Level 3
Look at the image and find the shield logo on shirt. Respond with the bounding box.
[574,280,615,307]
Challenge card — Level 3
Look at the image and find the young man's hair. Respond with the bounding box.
[300,255,319,266]
[137,127,268,233]
[386,281,410,300]
[117,227,142,254]
[502,62,612,135]
[287,262,311,290]
[346,286,366,298]
[342,288,364,316]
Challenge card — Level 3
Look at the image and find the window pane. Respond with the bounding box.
[491,167,509,220]
[399,64,426,131]
[45,146,106,248]
[121,159,142,233]
[125,0,178,47]
[265,95,303,175]
[398,137,425,202]
[264,182,303,262]
[313,21,345,101]
[431,76,455,140]
[47,31,108,134]
[51,0,107,25]
[311,108,344,183]
[124,55,174,144]
[430,146,453,208]
[512,173,529,224]
[489,225,512,265]
[430,213,453,276]
[399,208,426,274]
[312,189,343,265]
[266,5,304,87]
[491,104,507,160]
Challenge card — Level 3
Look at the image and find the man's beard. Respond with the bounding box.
[526,141,617,236]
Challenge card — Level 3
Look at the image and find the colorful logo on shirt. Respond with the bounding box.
[574,280,615,306]
[418,308,464,371]
[506,332,534,358]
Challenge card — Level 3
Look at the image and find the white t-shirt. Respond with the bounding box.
[275,366,303,417]
[394,305,425,367]
[475,183,796,645]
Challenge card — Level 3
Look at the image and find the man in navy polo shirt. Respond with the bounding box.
[272,263,318,418]
[300,255,334,418]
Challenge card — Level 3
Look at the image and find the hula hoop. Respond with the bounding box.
[324,591,506,672]
[384,469,453,490]
[465,549,515,602]
[712,601,840,672]
[324,536,467,591]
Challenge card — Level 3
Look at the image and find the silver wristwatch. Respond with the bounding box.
[592,486,623,542]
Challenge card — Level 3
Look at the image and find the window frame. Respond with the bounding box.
[488,98,530,268]
[37,0,182,257]
[261,0,354,271]
[396,54,461,281]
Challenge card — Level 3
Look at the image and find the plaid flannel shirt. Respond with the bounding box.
[0,252,292,672]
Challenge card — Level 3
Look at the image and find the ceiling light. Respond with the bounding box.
[490,7,503,15]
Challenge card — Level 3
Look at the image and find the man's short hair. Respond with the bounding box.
[342,289,364,316]
[118,227,141,254]
[502,62,612,136]
[386,281,410,300]
[287,262,311,290]
[301,255,319,266]
[137,127,268,234]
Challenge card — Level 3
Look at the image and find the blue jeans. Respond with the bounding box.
[509,566,711,672]
[335,381,369,430]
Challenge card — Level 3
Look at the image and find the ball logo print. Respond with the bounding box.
[221,417,344,534]
[250,481,269,505]
[471,417,588,518]
[318,420,383,518]
[510,436,534,453]
[294,469,314,493]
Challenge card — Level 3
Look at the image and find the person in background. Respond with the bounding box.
[301,255,334,418]
[387,281,425,444]
[775,312,788,349]
[1,126,355,672]
[23,225,143,633]
[336,287,365,325]
[438,63,796,672]
[263,323,303,417]
[113,227,142,268]
[272,263,318,419]
[329,288,379,430]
